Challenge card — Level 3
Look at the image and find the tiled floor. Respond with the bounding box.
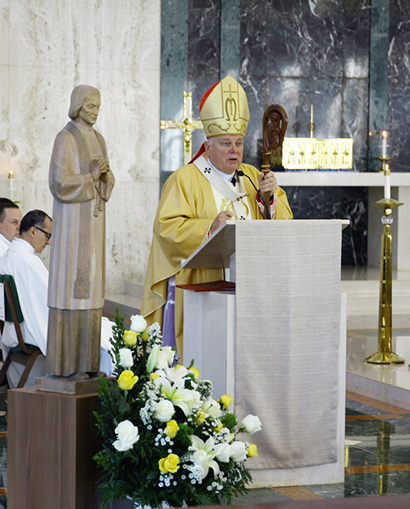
[3,331,410,507]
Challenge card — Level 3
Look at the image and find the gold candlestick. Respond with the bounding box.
[366,196,404,364]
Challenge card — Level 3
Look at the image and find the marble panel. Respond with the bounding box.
[368,0,390,172]
[342,0,371,79]
[344,471,410,497]
[387,0,410,173]
[343,79,369,173]
[265,0,345,78]
[188,0,220,111]
[346,398,390,416]
[283,186,368,265]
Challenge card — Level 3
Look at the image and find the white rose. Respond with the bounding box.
[119,348,133,368]
[130,314,147,333]
[113,420,140,452]
[214,443,231,463]
[155,399,175,422]
[229,441,247,462]
[242,414,262,435]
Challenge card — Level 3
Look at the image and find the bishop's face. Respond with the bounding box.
[77,94,100,127]
[204,134,244,174]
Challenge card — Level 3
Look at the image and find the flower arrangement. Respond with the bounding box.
[94,311,262,509]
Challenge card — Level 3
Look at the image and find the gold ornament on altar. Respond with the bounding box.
[160,91,203,165]
[282,105,353,170]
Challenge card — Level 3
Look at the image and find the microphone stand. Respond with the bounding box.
[237,170,271,220]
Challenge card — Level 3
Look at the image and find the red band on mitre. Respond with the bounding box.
[199,81,220,113]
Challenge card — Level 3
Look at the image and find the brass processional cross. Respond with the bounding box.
[160,91,203,165]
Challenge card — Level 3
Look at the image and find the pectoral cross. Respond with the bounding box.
[160,91,203,165]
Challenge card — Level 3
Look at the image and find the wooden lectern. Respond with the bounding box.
[182,219,348,487]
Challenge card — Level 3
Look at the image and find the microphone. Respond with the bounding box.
[236,170,271,220]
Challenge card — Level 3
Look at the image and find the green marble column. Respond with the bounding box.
[220,0,241,80]
[160,0,188,188]
[368,0,389,172]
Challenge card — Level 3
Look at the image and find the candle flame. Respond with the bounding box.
[382,130,388,138]
[8,170,14,179]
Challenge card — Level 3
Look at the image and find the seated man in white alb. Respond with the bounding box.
[0,210,113,388]
[0,198,22,256]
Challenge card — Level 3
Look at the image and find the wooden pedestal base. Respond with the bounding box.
[8,387,131,509]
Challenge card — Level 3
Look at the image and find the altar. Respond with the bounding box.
[277,172,410,329]
[182,219,347,487]
[278,172,410,272]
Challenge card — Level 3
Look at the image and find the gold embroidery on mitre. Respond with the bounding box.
[200,75,250,138]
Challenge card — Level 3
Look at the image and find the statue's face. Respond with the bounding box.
[77,93,100,127]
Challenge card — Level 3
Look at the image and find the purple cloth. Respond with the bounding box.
[162,279,176,350]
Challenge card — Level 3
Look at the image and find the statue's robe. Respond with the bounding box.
[47,120,115,376]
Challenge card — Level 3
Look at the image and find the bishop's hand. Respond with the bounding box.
[210,210,234,235]
[258,170,277,198]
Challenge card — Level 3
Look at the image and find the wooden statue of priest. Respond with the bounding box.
[46,85,115,380]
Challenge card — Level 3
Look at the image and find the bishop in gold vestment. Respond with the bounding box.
[142,76,292,360]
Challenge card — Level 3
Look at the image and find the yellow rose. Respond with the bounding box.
[213,421,223,432]
[196,410,206,425]
[141,330,149,342]
[150,372,160,381]
[159,453,180,473]
[118,370,139,391]
[165,419,179,439]
[219,394,233,409]
[247,443,258,457]
[189,366,199,380]
[123,330,137,346]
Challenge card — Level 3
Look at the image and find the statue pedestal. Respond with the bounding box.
[8,386,130,509]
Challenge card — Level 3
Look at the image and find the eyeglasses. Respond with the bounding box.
[34,226,52,241]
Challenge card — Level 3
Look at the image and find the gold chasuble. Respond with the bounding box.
[141,156,293,361]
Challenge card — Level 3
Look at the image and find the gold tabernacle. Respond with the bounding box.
[282,138,353,170]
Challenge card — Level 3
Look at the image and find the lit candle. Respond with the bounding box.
[384,164,390,200]
[381,130,388,159]
[8,171,14,202]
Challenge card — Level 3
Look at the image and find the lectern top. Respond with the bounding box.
[181,219,349,270]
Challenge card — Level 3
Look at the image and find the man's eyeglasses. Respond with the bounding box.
[34,226,52,241]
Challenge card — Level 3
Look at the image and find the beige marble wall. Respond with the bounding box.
[0,0,161,293]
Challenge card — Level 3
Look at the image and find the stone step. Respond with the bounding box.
[104,282,144,323]
[341,279,410,329]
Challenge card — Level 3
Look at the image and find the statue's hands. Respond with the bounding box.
[258,170,277,198]
[210,210,234,235]
[91,157,110,183]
